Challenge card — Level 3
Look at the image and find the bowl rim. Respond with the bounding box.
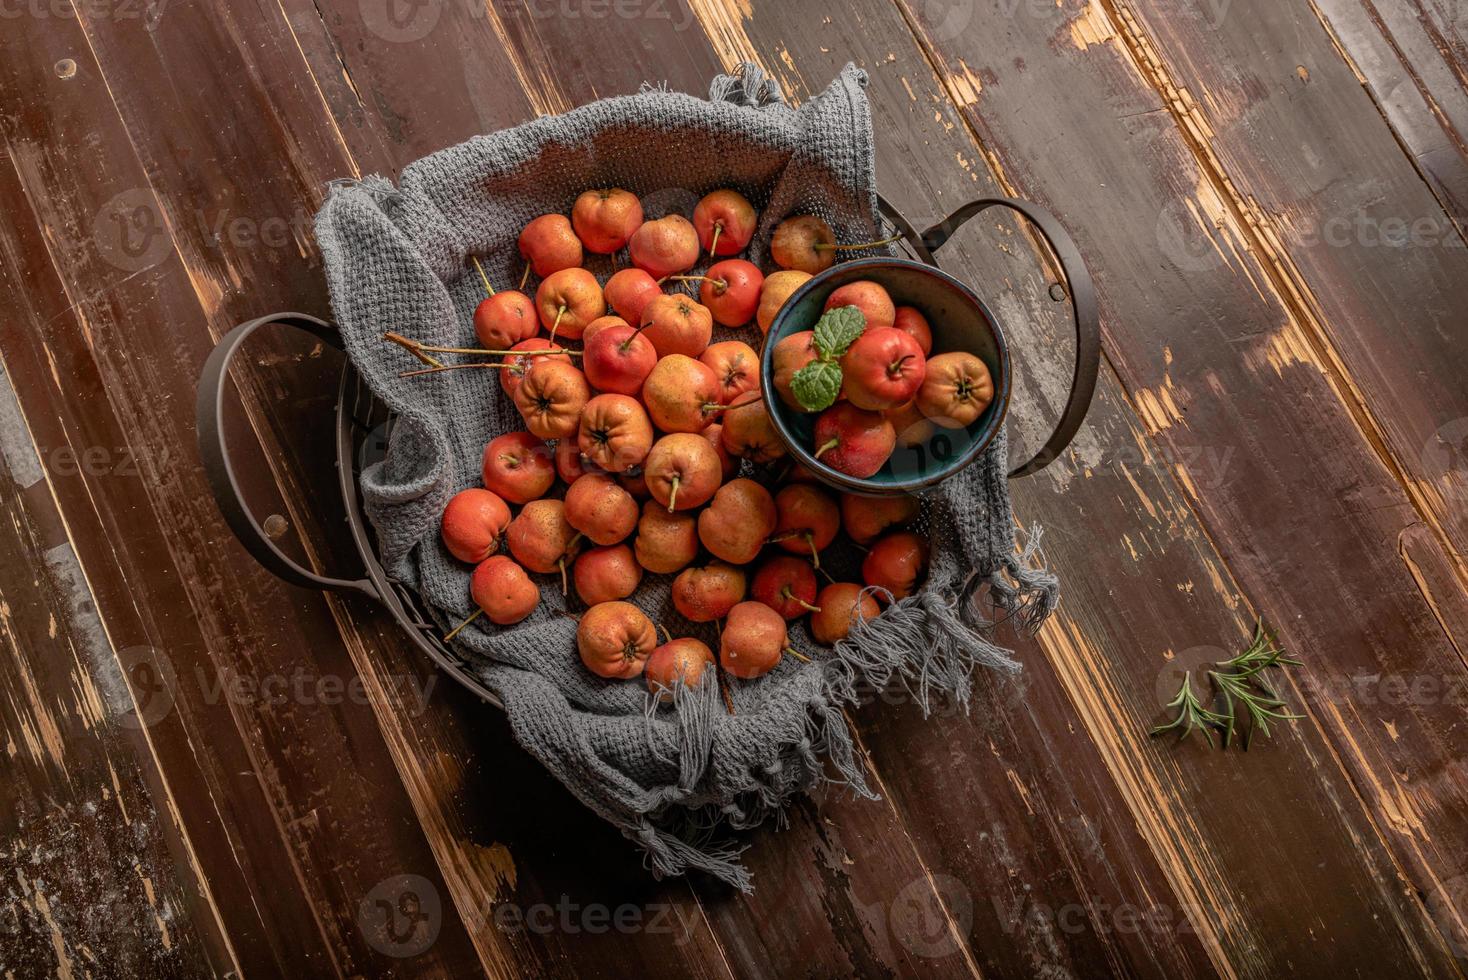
[760,255,1012,496]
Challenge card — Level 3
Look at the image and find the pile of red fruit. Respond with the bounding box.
[406,188,960,698]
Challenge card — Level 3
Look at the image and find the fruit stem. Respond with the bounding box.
[812,232,905,252]
[519,265,531,290]
[888,353,916,378]
[471,255,495,297]
[784,646,812,663]
[382,331,444,368]
[399,363,510,378]
[549,304,567,347]
[813,437,840,460]
[805,532,819,570]
[781,586,822,614]
[666,475,680,513]
[558,558,568,597]
[708,222,722,260]
[658,624,672,644]
[444,608,483,642]
[387,332,578,358]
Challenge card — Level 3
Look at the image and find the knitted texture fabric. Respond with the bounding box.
[314,63,1057,891]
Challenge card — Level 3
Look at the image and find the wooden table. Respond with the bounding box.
[3,1,1466,976]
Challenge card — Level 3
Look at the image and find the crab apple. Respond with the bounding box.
[692,188,756,257]
[701,423,738,480]
[500,338,571,399]
[640,355,723,433]
[771,330,819,412]
[697,259,763,327]
[892,306,933,355]
[470,556,540,626]
[535,267,603,342]
[507,499,582,576]
[757,270,812,335]
[571,188,643,254]
[573,544,643,605]
[811,403,896,479]
[884,399,936,450]
[633,501,698,574]
[810,583,880,645]
[770,215,836,274]
[577,393,653,474]
[639,293,712,359]
[564,473,639,546]
[719,601,786,679]
[644,433,723,512]
[862,531,930,601]
[824,279,895,331]
[840,326,927,411]
[772,484,839,563]
[628,214,699,278]
[697,478,776,565]
[580,314,628,347]
[441,488,512,563]
[603,268,661,325]
[619,468,651,500]
[720,395,787,465]
[555,437,600,483]
[473,290,537,350]
[840,493,920,545]
[671,562,747,623]
[645,637,715,700]
[519,213,583,278]
[584,322,656,395]
[752,556,821,620]
[514,359,590,440]
[577,601,657,679]
[916,352,995,429]
[482,431,555,504]
[700,340,760,405]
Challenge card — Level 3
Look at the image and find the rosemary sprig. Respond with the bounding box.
[1150,671,1230,744]
[1151,619,1303,750]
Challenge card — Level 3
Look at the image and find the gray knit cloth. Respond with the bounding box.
[314,63,1057,891]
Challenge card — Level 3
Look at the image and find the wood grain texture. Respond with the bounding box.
[1,0,1466,976]
[897,0,1468,970]
[1309,0,1468,226]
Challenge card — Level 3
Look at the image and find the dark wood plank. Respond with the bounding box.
[0,11,495,978]
[0,349,227,975]
[1310,0,1468,225]
[897,0,1468,970]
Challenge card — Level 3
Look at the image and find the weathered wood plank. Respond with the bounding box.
[0,12,490,977]
[1309,0,1468,226]
[0,344,226,976]
[898,0,1468,969]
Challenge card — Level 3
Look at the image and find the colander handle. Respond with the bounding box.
[921,198,1101,479]
[196,313,379,599]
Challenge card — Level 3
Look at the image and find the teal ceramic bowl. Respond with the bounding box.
[760,257,1011,497]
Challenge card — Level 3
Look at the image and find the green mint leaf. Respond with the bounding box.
[812,306,865,359]
[791,360,843,412]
